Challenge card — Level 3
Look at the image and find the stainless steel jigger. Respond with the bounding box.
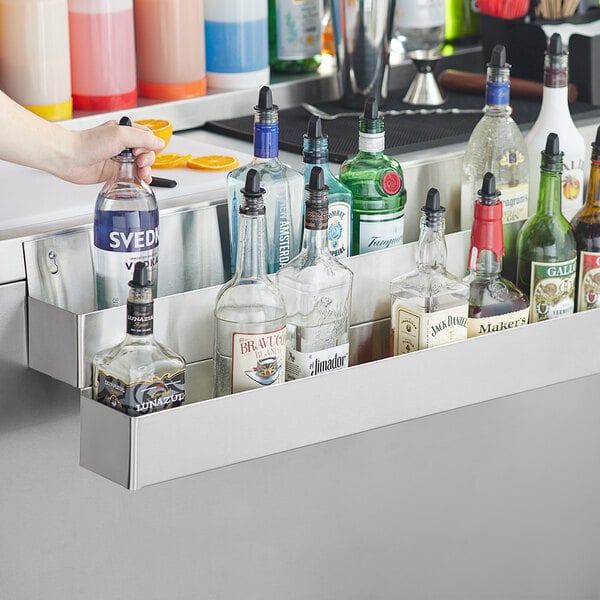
[403,50,446,106]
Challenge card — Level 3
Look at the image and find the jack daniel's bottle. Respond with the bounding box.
[93,262,185,416]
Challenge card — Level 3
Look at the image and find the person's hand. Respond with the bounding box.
[58,120,165,185]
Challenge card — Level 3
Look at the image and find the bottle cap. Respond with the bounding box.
[541,132,564,171]
[255,86,278,112]
[129,261,152,289]
[360,97,382,134]
[548,33,563,56]
[240,168,266,216]
[488,45,507,68]
[421,188,445,224]
[470,172,504,262]
[117,115,134,159]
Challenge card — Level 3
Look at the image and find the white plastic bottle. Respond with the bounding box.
[526,33,586,219]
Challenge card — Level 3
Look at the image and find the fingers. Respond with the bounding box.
[135,150,156,184]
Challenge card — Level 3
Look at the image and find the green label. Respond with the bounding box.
[529,258,576,322]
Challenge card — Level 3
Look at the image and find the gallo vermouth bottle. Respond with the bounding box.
[302,115,353,258]
[516,133,577,323]
[278,166,354,381]
[340,96,407,256]
[466,172,529,337]
[93,262,185,417]
[390,188,469,355]
[94,116,159,309]
[214,169,287,397]
[571,126,600,312]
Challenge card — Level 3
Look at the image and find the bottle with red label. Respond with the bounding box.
[571,126,600,312]
[339,96,407,256]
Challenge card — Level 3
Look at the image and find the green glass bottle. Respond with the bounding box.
[339,97,407,256]
[516,132,577,323]
[268,0,322,73]
[445,0,479,46]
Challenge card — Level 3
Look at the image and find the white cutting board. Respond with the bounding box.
[0,135,252,234]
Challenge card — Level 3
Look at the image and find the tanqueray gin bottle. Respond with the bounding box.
[93,262,185,416]
[390,188,469,356]
[227,85,304,275]
[460,44,529,230]
[214,169,287,397]
[278,166,354,380]
[94,116,159,309]
[340,96,407,256]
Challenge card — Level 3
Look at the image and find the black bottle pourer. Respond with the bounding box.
[478,172,501,206]
[422,187,445,225]
[363,96,379,121]
[303,116,328,163]
[488,44,507,68]
[129,261,152,289]
[306,166,329,208]
[306,115,324,140]
[255,85,278,112]
[117,115,133,158]
[548,32,563,56]
[592,125,600,160]
[541,132,563,171]
[240,168,266,215]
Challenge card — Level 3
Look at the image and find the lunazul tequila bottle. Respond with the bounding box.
[340,97,407,256]
[278,166,354,380]
[214,169,287,397]
[466,172,529,337]
[302,115,353,258]
[94,116,159,309]
[390,188,469,355]
[516,133,577,322]
[227,86,304,275]
[571,126,600,311]
[460,44,529,229]
[93,262,185,416]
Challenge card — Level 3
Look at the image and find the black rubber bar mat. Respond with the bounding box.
[204,91,600,163]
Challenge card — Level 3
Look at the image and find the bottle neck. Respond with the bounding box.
[358,116,385,155]
[303,137,329,166]
[126,287,154,339]
[469,200,504,274]
[584,158,600,209]
[416,216,447,270]
[253,108,279,159]
[302,205,329,257]
[537,169,563,215]
[235,212,269,280]
[484,66,511,114]
[113,155,136,182]
[470,249,502,276]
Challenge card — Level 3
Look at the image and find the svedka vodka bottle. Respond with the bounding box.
[278,166,354,380]
[302,116,353,258]
[214,169,287,398]
[93,262,185,417]
[460,44,529,230]
[94,116,159,309]
[339,97,407,256]
[227,86,304,275]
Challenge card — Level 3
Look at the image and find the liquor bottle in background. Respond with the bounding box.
[460,44,529,230]
[214,169,287,398]
[390,188,469,356]
[445,0,479,46]
[466,172,529,337]
[516,133,577,323]
[227,86,304,275]
[392,0,445,55]
[526,33,585,217]
[93,262,185,416]
[94,116,159,309]
[302,116,353,258]
[278,166,353,381]
[268,0,322,73]
[571,126,600,312]
[339,97,407,256]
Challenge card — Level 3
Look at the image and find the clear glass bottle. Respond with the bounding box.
[339,97,407,256]
[466,172,529,337]
[460,44,529,230]
[571,126,600,312]
[94,116,159,309]
[390,188,469,356]
[214,169,287,398]
[93,262,185,416]
[516,133,577,323]
[392,0,445,57]
[526,33,586,218]
[278,166,353,380]
[227,86,304,275]
[268,0,322,73]
[302,116,353,258]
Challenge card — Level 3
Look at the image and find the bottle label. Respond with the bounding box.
[286,343,349,380]
[328,201,350,258]
[392,302,468,355]
[498,181,529,223]
[485,81,509,106]
[467,307,529,338]
[126,301,153,336]
[358,212,404,254]
[529,258,576,322]
[254,122,279,159]
[305,205,328,230]
[381,170,402,195]
[577,251,600,312]
[561,159,585,211]
[275,0,322,60]
[395,0,445,28]
[96,369,185,417]
[231,327,286,393]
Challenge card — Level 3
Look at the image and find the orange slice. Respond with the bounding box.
[187,155,239,171]
[134,119,173,152]
[153,153,192,169]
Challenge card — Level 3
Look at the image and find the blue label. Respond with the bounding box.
[486,81,510,106]
[94,209,159,253]
[254,123,279,159]
[205,19,268,73]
